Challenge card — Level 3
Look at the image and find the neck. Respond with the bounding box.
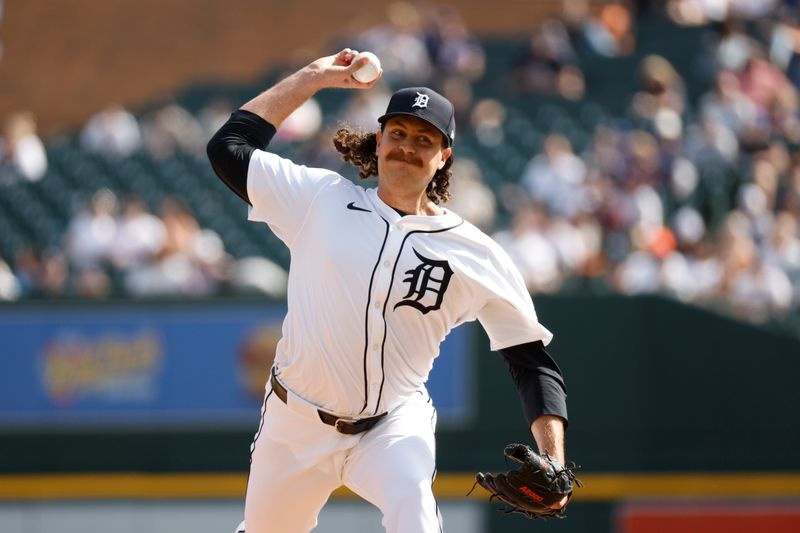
[377,186,443,216]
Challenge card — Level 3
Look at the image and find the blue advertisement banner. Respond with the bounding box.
[0,303,473,429]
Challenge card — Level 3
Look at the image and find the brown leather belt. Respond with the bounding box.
[270,370,387,435]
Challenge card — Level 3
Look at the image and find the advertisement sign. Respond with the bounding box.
[0,303,473,428]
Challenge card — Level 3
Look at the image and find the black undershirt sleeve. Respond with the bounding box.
[206,109,277,205]
[498,340,568,428]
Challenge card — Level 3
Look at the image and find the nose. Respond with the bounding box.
[397,139,415,154]
[390,133,414,151]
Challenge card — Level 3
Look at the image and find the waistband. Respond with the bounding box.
[270,368,387,435]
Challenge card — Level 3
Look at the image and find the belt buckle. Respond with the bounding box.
[334,417,359,434]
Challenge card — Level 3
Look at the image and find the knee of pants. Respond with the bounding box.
[381,479,435,512]
[245,497,322,533]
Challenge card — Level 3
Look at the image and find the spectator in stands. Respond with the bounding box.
[158,197,201,260]
[583,126,626,185]
[547,213,594,278]
[440,75,475,130]
[713,19,757,74]
[667,0,779,25]
[443,157,497,231]
[125,197,227,297]
[470,98,506,147]
[763,211,800,280]
[72,265,112,299]
[140,102,206,159]
[660,207,709,302]
[111,196,166,270]
[581,0,636,57]
[621,130,669,188]
[520,133,587,218]
[731,0,781,21]
[13,247,40,296]
[0,112,47,183]
[493,202,563,293]
[510,18,585,100]
[785,162,800,217]
[423,4,486,82]
[665,0,726,25]
[630,55,686,128]
[357,1,432,85]
[612,179,678,295]
[0,257,20,301]
[768,11,800,89]
[699,69,759,136]
[64,188,118,271]
[80,104,142,159]
[737,48,794,116]
[230,256,288,299]
[683,114,739,175]
[613,248,663,295]
[13,246,69,298]
[718,209,793,322]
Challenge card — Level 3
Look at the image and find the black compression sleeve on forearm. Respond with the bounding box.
[498,340,568,428]
[206,109,277,205]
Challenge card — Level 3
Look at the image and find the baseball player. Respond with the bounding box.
[207,49,569,533]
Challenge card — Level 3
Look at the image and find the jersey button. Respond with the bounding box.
[372,344,380,351]
[383,260,391,268]
[374,301,381,309]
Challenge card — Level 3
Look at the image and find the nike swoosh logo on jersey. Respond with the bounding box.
[346,202,371,212]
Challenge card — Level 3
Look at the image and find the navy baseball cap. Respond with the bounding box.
[378,87,456,147]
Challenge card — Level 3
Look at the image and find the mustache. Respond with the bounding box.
[386,150,422,167]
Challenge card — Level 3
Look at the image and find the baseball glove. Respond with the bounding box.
[474,444,581,519]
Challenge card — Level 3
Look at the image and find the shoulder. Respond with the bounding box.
[448,216,524,273]
[249,149,354,189]
[447,214,502,251]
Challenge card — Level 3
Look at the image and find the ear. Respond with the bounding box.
[375,130,382,153]
[437,147,452,169]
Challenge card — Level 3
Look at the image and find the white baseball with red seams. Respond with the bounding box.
[240,147,553,532]
[352,51,381,83]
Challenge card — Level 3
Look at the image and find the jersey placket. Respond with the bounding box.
[363,223,404,415]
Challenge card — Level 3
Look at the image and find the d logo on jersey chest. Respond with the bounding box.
[394,248,453,314]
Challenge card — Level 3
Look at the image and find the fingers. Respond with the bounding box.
[334,48,359,66]
[340,50,383,88]
[319,49,383,90]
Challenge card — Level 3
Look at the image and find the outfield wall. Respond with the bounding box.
[1,295,799,533]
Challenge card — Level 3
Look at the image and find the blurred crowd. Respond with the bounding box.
[1,188,287,301]
[492,0,800,325]
[1,0,800,328]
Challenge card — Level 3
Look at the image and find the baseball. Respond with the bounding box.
[352,51,381,83]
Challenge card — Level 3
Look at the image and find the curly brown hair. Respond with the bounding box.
[332,127,453,204]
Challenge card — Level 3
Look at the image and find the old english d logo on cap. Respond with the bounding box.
[378,87,456,147]
[412,92,430,109]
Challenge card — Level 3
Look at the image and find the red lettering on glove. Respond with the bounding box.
[519,485,544,502]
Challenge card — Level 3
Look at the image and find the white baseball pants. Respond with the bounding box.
[243,387,442,533]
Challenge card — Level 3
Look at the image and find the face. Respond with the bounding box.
[376,116,452,198]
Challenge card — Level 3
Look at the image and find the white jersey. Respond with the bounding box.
[247,149,552,417]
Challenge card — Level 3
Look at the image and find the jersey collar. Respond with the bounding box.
[367,187,462,230]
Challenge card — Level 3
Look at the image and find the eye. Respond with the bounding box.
[417,136,432,145]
